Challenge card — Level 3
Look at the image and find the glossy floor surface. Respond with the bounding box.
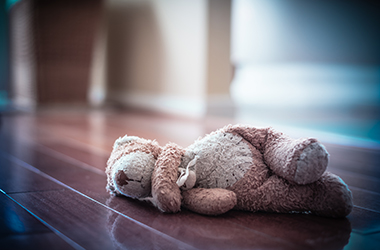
[0,108,379,249]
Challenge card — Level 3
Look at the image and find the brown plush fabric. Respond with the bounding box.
[231,172,352,218]
[105,138,162,194]
[227,148,271,210]
[224,125,328,185]
[264,129,324,184]
[310,173,353,217]
[182,188,237,215]
[152,143,185,213]
[223,125,269,153]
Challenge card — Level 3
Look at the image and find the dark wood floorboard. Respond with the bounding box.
[0,147,109,203]
[0,233,76,250]
[350,187,380,212]
[0,193,75,250]
[348,207,380,234]
[0,193,50,236]
[328,168,380,194]
[1,109,380,249]
[10,190,194,250]
[0,155,61,194]
[38,142,108,172]
[345,232,380,250]
[329,158,380,180]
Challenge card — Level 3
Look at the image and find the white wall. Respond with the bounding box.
[231,0,380,112]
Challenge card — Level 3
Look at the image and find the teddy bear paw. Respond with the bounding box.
[294,142,329,185]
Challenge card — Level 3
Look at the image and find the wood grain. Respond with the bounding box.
[0,193,75,249]
[0,154,60,194]
[0,233,76,250]
[1,109,380,249]
[10,189,195,250]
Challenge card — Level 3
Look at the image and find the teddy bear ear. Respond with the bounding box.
[113,135,141,150]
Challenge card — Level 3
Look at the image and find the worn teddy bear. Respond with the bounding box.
[106,125,353,217]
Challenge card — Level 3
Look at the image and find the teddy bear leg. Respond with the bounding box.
[237,172,352,218]
[309,172,353,217]
[182,188,237,216]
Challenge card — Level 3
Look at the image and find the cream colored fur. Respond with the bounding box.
[179,132,254,189]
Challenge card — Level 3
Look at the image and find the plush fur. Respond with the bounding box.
[105,124,353,217]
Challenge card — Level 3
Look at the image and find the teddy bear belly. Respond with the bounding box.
[181,132,254,189]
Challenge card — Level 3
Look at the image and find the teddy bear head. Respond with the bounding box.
[106,134,198,202]
[106,135,162,199]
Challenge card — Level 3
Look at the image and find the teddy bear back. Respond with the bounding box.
[179,130,256,190]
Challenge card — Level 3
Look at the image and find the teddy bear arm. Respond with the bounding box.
[182,188,237,216]
[224,125,328,185]
[263,128,330,184]
[152,143,185,213]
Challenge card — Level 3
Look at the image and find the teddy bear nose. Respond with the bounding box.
[116,170,130,186]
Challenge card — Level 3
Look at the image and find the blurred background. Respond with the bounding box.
[0,0,379,146]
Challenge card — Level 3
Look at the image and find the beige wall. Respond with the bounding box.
[104,0,232,117]
[206,0,233,115]
[9,0,37,110]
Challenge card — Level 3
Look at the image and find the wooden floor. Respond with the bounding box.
[0,108,379,249]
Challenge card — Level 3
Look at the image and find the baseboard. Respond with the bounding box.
[109,92,207,118]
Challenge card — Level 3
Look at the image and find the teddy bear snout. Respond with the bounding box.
[116,170,129,186]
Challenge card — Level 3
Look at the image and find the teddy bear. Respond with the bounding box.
[105,124,353,217]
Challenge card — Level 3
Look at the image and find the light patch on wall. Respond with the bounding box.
[231,63,380,108]
[231,0,283,63]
